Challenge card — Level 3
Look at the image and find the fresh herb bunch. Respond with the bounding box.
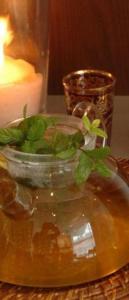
[0,112,111,184]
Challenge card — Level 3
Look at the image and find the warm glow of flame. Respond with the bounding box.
[0,16,36,85]
[0,16,13,66]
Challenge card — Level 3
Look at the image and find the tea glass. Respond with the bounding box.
[63,69,116,145]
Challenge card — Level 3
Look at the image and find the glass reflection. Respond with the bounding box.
[72,222,96,258]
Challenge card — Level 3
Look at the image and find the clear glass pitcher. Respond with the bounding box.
[0,114,129,287]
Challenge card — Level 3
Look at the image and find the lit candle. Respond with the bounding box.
[0,16,43,126]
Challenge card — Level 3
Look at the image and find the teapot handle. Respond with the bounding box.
[72,101,107,147]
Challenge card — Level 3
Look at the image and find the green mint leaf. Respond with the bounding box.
[52,132,71,153]
[85,146,110,159]
[0,128,24,145]
[95,160,111,177]
[92,119,101,128]
[56,147,76,159]
[19,116,57,137]
[27,118,46,141]
[18,117,33,134]
[45,116,57,127]
[19,116,46,135]
[20,139,53,154]
[90,127,107,138]
[23,104,28,119]
[20,140,37,153]
[82,116,107,139]
[82,115,91,131]
[33,139,53,154]
[75,152,94,184]
[71,131,84,148]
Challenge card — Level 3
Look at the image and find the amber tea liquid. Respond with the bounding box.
[0,166,129,287]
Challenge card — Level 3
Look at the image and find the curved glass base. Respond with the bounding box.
[0,167,129,287]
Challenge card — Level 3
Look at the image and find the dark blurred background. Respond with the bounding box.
[48,0,129,95]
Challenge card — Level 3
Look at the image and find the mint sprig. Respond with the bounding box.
[0,128,24,144]
[0,113,111,184]
[82,115,107,138]
[75,152,94,185]
[75,147,111,184]
[73,115,110,183]
[56,147,76,160]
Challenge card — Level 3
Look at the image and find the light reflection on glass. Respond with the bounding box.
[72,222,96,258]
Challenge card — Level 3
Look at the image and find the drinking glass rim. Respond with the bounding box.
[2,146,78,166]
[62,69,116,92]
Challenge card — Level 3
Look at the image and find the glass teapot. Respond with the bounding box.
[0,114,129,287]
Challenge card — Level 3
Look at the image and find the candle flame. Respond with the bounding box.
[0,16,13,66]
